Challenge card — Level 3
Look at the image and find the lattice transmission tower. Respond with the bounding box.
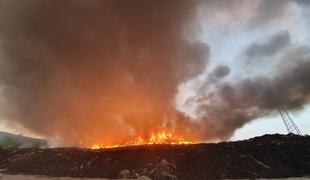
[278,107,302,135]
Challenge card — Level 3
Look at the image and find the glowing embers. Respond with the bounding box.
[90,130,194,149]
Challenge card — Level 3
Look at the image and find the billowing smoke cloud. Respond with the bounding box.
[0,0,208,145]
[180,30,310,140]
[1,0,310,145]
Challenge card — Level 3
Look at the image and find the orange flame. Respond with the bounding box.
[90,130,194,149]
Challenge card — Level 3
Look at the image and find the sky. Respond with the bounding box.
[0,0,309,145]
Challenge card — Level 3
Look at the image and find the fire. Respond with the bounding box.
[90,130,194,149]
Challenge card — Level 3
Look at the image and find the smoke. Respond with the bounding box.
[0,0,310,145]
[244,31,290,59]
[0,0,208,145]
[179,30,310,140]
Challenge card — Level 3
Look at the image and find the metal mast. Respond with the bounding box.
[278,107,302,135]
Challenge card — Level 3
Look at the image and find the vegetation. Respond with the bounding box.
[0,131,48,149]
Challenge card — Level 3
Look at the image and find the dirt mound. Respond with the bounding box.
[0,134,310,180]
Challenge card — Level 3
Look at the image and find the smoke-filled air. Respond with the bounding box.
[0,0,310,147]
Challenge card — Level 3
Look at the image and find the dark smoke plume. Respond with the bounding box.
[1,0,310,145]
[0,0,208,145]
[186,31,310,140]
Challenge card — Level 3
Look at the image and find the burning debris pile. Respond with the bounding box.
[0,134,310,180]
[91,130,194,149]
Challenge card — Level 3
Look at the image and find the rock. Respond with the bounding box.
[138,175,152,180]
[147,163,153,168]
[119,169,131,178]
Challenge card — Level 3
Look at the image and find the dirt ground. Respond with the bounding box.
[0,174,309,180]
[0,134,310,180]
[0,174,153,180]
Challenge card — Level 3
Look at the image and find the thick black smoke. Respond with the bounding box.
[0,0,208,145]
[1,0,310,145]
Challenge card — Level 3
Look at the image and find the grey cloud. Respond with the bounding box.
[248,0,292,28]
[295,0,310,6]
[191,46,310,140]
[245,31,290,58]
[212,65,230,79]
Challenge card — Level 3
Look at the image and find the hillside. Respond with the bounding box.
[0,134,309,180]
[0,131,48,149]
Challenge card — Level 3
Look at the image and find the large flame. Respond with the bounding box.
[90,130,194,149]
